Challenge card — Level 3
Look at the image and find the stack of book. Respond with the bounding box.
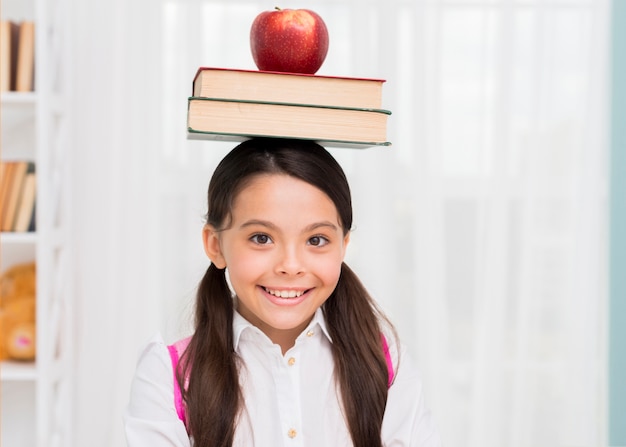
[186,67,391,148]
[0,161,36,232]
[0,20,35,92]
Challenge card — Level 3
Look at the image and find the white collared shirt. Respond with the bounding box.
[124,309,442,447]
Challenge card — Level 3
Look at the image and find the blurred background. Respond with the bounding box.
[70,0,613,446]
[4,0,622,445]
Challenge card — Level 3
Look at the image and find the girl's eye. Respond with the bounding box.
[250,233,272,245]
[308,236,329,247]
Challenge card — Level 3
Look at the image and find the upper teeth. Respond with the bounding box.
[266,288,304,298]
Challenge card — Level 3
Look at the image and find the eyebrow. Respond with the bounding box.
[239,219,339,233]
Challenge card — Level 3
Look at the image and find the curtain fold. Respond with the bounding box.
[69,1,609,446]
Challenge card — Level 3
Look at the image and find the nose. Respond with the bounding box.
[275,245,305,276]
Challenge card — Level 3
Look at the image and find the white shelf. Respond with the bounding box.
[1,232,37,244]
[1,93,37,159]
[0,92,37,105]
[0,361,37,381]
[1,233,36,267]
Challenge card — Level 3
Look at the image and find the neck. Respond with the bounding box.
[262,321,310,355]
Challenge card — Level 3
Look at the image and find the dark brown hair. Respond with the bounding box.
[178,138,393,447]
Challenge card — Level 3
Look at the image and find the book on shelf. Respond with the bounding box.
[0,161,35,232]
[187,97,391,148]
[2,161,28,231]
[0,20,20,92]
[15,21,35,92]
[192,67,385,110]
[0,162,17,224]
[13,167,36,233]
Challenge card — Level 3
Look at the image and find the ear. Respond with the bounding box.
[202,224,227,269]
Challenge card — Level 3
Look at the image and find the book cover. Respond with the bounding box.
[186,97,391,148]
[192,67,385,110]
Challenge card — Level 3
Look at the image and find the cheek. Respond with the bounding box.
[314,255,344,285]
[224,251,267,284]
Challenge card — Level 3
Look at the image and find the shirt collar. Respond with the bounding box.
[232,306,333,351]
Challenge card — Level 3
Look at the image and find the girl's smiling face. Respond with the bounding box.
[203,173,350,351]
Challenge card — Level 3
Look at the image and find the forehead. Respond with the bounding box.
[232,174,340,220]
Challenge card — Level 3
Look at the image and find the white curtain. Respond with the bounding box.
[68,0,610,446]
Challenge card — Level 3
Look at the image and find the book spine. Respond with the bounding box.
[0,161,36,232]
[13,165,36,233]
[0,21,20,92]
[15,21,35,92]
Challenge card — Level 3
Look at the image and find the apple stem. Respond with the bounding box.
[275,6,281,11]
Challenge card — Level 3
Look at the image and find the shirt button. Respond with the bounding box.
[288,428,297,438]
[288,357,296,366]
[306,330,314,337]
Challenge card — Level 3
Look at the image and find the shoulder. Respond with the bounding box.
[129,334,173,386]
[168,335,192,359]
[379,321,401,373]
[126,333,191,415]
[125,333,192,445]
[377,321,423,398]
[126,334,176,419]
[134,334,169,361]
[383,345,442,446]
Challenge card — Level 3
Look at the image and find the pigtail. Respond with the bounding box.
[179,263,241,447]
[324,262,391,447]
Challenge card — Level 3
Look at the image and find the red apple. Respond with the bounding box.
[250,7,329,74]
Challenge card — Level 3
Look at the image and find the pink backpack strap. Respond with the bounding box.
[381,333,395,387]
[167,337,191,429]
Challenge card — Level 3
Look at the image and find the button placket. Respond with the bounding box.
[275,346,303,445]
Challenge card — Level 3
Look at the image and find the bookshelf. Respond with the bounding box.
[1,0,73,444]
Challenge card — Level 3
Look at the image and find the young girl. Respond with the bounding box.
[124,138,441,447]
